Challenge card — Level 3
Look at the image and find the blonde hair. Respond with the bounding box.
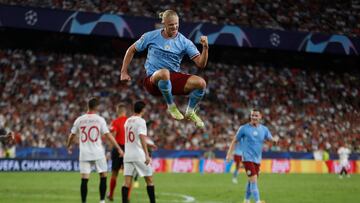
[159,10,178,23]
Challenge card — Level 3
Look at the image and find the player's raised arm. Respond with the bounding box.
[120,43,137,81]
[105,132,124,157]
[192,36,209,69]
[226,135,238,162]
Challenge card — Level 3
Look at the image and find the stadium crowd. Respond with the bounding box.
[0,49,359,155]
[0,0,359,37]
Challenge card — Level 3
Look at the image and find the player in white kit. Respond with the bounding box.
[337,144,351,178]
[67,97,124,203]
[121,101,156,203]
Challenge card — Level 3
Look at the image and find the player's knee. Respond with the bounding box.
[197,78,206,89]
[145,176,154,185]
[249,175,257,182]
[155,69,170,80]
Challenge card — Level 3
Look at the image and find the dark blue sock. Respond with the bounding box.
[158,80,173,105]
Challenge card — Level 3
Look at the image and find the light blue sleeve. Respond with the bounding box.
[185,38,200,59]
[135,32,150,52]
[264,126,273,140]
[235,126,244,142]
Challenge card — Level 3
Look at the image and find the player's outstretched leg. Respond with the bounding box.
[158,79,184,120]
[185,89,205,128]
[184,75,206,128]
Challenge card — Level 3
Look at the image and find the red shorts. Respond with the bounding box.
[143,72,192,96]
[242,161,260,177]
[234,155,242,165]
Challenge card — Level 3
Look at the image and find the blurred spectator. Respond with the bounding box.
[0,48,359,154]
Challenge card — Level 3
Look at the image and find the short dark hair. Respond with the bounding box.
[116,103,127,114]
[134,101,146,113]
[250,108,261,114]
[88,97,99,110]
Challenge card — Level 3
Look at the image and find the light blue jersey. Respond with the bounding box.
[234,139,242,156]
[236,123,272,164]
[135,29,200,76]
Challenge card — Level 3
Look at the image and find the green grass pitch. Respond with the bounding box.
[0,172,359,203]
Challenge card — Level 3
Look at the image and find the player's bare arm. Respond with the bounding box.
[106,131,117,148]
[226,135,237,162]
[140,134,151,165]
[193,36,209,68]
[66,133,76,153]
[120,43,137,81]
[105,132,124,157]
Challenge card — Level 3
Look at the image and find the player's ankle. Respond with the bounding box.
[185,107,195,114]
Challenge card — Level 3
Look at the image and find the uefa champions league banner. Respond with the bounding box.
[0,4,359,56]
[0,159,79,171]
[1,158,359,173]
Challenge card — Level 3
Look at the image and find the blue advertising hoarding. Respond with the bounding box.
[0,4,359,55]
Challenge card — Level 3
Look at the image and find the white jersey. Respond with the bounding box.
[71,113,110,161]
[124,116,147,162]
[337,147,351,165]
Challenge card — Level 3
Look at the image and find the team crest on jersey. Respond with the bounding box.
[253,131,258,136]
[164,45,171,50]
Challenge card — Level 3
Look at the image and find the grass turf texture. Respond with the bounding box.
[0,172,359,203]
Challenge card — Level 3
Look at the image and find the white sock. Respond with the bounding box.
[186,107,194,113]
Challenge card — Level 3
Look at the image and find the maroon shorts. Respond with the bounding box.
[242,161,260,177]
[234,155,242,165]
[143,72,192,96]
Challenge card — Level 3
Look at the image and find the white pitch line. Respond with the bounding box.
[131,190,227,203]
[4,188,228,203]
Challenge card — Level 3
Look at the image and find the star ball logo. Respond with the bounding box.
[270,33,280,47]
[25,10,38,26]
